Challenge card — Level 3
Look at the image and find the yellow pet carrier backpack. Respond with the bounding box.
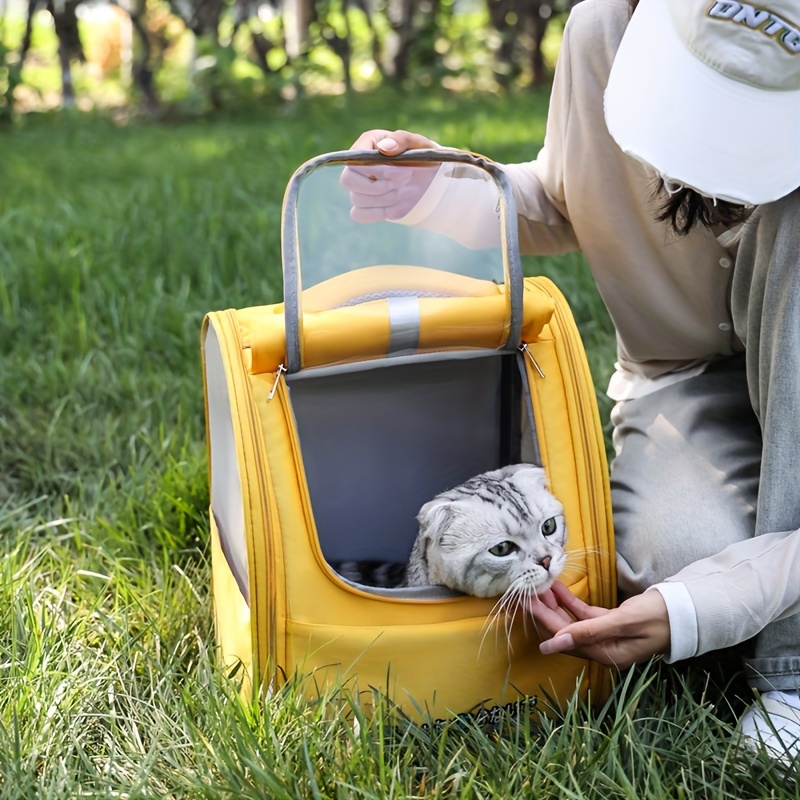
[201,149,616,720]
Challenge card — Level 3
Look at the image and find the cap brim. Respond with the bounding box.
[604,0,800,205]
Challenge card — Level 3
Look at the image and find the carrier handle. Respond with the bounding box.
[281,149,523,375]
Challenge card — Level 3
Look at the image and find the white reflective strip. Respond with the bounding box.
[386,296,420,353]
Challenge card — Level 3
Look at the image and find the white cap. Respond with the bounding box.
[604,0,800,205]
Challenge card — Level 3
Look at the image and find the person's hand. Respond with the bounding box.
[527,580,671,669]
[342,129,441,223]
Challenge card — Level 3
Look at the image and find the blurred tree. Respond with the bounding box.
[19,0,86,106]
[109,0,169,112]
[285,0,447,87]
[231,0,281,79]
[284,0,311,56]
[168,0,225,37]
[165,0,273,108]
[0,0,21,121]
[2,0,577,117]
[382,0,446,82]
[487,0,577,86]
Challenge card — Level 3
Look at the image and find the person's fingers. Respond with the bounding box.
[563,615,623,647]
[536,617,625,665]
[527,595,574,635]
[373,131,440,154]
[536,592,671,668]
[349,129,440,154]
[342,165,409,224]
[550,581,608,620]
[348,188,401,209]
[539,632,575,655]
[349,129,394,150]
[342,133,440,223]
[350,205,389,224]
[537,588,560,611]
[341,166,411,196]
[339,167,383,194]
[530,592,618,662]
[559,630,641,668]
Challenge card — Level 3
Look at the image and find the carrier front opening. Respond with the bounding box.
[286,349,542,598]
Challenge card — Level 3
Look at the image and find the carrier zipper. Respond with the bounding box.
[550,303,617,700]
[271,373,321,570]
[220,309,278,689]
[246,371,278,686]
[519,343,545,378]
[540,283,611,606]
[524,307,612,699]
[527,279,615,698]
[267,364,287,401]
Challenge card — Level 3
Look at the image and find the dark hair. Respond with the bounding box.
[654,184,749,236]
[625,0,746,234]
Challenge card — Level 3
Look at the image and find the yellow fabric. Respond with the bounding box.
[242,267,555,374]
[202,275,615,719]
[300,265,501,312]
[209,512,252,691]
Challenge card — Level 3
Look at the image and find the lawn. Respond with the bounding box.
[0,92,790,797]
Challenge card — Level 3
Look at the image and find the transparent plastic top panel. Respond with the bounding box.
[284,152,516,303]
[281,151,522,372]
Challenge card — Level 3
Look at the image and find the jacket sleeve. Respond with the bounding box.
[664,529,800,656]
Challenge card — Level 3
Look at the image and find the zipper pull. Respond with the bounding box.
[519,344,545,379]
[267,364,287,400]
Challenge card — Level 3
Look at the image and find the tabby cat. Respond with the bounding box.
[331,464,567,599]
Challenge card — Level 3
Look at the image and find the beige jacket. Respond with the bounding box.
[502,0,800,665]
[502,0,743,396]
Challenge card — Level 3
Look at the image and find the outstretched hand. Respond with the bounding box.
[528,581,671,670]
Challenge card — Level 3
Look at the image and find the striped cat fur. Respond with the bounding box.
[331,464,566,599]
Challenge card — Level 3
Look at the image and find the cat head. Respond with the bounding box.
[415,464,567,598]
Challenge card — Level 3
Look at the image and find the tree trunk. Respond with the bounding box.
[385,0,413,80]
[47,0,85,107]
[352,0,384,80]
[529,8,548,86]
[285,0,312,57]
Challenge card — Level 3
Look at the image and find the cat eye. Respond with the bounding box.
[488,541,517,557]
[541,517,558,537]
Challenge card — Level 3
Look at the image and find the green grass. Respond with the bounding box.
[0,92,791,798]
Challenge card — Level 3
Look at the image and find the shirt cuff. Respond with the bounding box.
[649,582,699,663]
[393,163,449,227]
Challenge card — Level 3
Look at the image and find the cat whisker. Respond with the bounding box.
[478,572,565,659]
[500,591,521,656]
[565,546,606,557]
[558,548,610,583]
[479,593,513,656]
[522,583,538,638]
[501,578,544,655]
[479,581,531,658]
[558,564,586,580]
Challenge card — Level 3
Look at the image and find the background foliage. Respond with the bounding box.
[1,0,578,117]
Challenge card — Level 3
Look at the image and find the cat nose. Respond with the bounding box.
[539,555,552,572]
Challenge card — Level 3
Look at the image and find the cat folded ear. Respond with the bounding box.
[417,498,455,538]
[494,463,547,481]
[497,463,533,476]
[506,463,549,487]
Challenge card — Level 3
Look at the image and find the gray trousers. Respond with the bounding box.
[611,188,800,691]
